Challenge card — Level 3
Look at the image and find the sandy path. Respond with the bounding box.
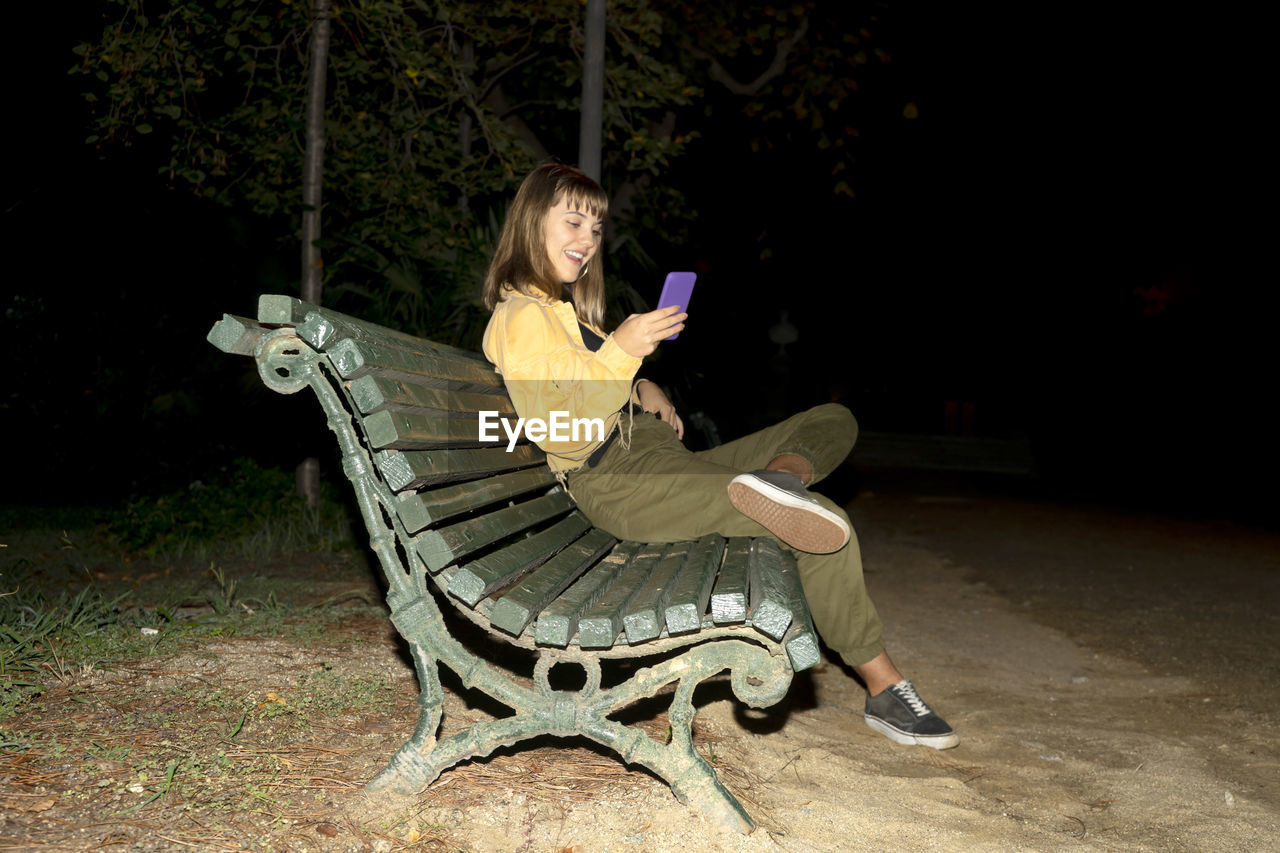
[432,484,1279,852]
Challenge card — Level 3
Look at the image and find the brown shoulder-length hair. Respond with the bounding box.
[482,163,609,329]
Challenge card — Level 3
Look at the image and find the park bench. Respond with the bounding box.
[207,294,821,832]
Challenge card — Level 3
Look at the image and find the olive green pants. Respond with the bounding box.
[566,403,884,668]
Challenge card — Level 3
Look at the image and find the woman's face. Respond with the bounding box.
[543,196,601,284]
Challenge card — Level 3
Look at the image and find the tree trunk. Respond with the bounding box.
[298,0,331,508]
[458,37,474,215]
[578,0,605,181]
[301,0,330,305]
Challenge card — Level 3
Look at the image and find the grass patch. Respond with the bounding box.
[107,456,357,559]
[0,465,485,850]
[0,580,126,717]
[1,459,373,720]
[0,558,383,721]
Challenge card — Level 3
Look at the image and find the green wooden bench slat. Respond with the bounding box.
[414,490,574,572]
[207,314,268,356]
[755,538,823,672]
[447,512,592,607]
[783,621,822,673]
[622,540,694,645]
[257,295,486,363]
[489,527,617,637]
[746,538,795,641]
[297,308,441,352]
[663,534,726,635]
[379,446,545,491]
[329,337,504,389]
[363,409,491,451]
[296,304,488,364]
[710,538,752,624]
[348,373,516,418]
[257,293,319,326]
[577,542,668,649]
[394,468,558,534]
[535,541,642,648]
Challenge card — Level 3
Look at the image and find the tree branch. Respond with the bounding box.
[475,51,539,106]
[608,110,676,225]
[482,82,551,163]
[699,17,809,96]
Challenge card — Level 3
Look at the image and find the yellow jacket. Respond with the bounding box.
[482,287,642,472]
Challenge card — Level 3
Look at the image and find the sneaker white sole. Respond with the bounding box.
[864,714,960,750]
[728,474,851,554]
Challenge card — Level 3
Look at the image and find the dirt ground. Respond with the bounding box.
[3,468,1278,852]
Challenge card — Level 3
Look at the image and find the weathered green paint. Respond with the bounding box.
[745,538,794,641]
[414,490,574,572]
[660,537,721,630]
[256,293,316,326]
[211,298,831,833]
[761,538,823,672]
[489,527,617,637]
[783,621,822,672]
[577,542,667,648]
[393,467,557,533]
[206,314,267,355]
[447,512,591,607]
[253,330,312,394]
[664,534,725,635]
[378,445,545,491]
[296,304,488,364]
[623,539,692,644]
[535,540,641,647]
[710,539,752,624]
[367,639,787,834]
[297,309,435,353]
[328,336,503,389]
[348,373,515,417]
[257,296,485,367]
[363,409,488,450]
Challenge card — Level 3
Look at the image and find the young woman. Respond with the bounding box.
[482,164,958,749]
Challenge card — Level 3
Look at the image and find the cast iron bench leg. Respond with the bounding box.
[580,672,757,833]
[366,631,791,833]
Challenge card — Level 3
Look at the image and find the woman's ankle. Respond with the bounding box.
[765,453,812,485]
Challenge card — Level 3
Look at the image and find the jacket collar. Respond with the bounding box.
[501,283,561,306]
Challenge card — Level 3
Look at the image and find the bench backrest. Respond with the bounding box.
[208,295,819,670]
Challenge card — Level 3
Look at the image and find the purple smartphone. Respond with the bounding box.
[657,271,696,340]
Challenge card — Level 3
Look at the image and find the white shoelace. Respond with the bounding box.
[891,680,932,717]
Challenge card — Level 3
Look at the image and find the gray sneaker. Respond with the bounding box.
[727,469,851,554]
[864,679,959,749]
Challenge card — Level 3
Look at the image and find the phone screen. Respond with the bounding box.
[657,271,696,340]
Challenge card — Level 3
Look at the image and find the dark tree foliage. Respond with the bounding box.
[73,0,889,336]
[44,0,895,502]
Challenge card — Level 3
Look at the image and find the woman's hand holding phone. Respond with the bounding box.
[614,306,687,357]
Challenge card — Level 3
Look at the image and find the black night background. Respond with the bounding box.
[6,3,1270,518]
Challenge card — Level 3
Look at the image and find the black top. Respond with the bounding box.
[577,320,606,352]
[562,287,604,351]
